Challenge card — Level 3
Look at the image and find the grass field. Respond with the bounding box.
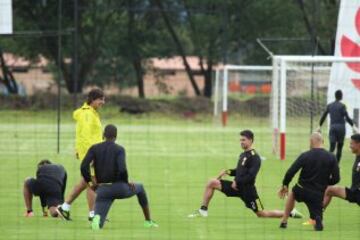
[0,109,359,240]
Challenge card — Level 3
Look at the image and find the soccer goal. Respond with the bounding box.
[213,65,273,126]
[271,55,360,160]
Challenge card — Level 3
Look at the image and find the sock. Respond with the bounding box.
[61,202,71,211]
[200,206,208,211]
[89,211,95,218]
[27,209,33,213]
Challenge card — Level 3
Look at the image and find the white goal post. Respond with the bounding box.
[272,55,360,160]
[213,65,272,126]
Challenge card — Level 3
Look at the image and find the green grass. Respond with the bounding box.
[0,109,359,240]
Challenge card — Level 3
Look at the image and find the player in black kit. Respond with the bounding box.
[278,133,340,231]
[323,134,360,209]
[188,130,303,219]
[318,90,358,162]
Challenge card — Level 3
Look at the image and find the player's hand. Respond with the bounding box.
[217,170,227,180]
[278,186,288,199]
[353,125,359,133]
[231,181,239,191]
[42,208,48,217]
[128,182,136,192]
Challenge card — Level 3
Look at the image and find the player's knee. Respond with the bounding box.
[49,208,58,217]
[255,211,265,218]
[207,179,218,188]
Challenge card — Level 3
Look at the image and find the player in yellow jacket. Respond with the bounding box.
[57,89,105,221]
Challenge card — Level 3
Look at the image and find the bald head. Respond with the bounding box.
[310,132,324,148]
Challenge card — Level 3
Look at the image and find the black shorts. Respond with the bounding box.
[26,178,63,208]
[345,188,360,205]
[292,184,323,219]
[329,125,345,144]
[220,180,263,212]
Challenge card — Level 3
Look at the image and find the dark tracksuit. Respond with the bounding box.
[81,140,148,228]
[282,148,340,220]
[319,100,354,162]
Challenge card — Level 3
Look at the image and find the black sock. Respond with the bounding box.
[200,206,208,211]
[27,209,33,213]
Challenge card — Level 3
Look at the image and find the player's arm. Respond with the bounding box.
[282,153,304,187]
[116,147,129,183]
[343,106,354,126]
[217,169,235,179]
[235,156,261,185]
[80,146,95,186]
[319,105,329,127]
[77,112,94,158]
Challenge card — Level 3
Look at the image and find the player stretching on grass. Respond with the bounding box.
[188,130,303,219]
[57,88,105,221]
[23,160,67,218]
[278,133,340,231]
[323,134,360,210]
[81,124,158,229]
[318,89,358,162]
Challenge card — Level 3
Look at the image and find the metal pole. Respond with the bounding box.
[73,0,79,106]
[57,0,63,153]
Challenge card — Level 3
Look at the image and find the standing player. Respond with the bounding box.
[278,133,340,231]
[323,133,360,209]
[57,88,105,220]
[318,89,358,162]
[81,124,158,229]
[23,160,67,218]
[188,130,303,219]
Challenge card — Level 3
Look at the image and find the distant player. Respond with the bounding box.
[81,124,158,229]
[23,160,67,218]
[57,88,105,220]
[318,89,358,162]
[188,130,303,219]
[278,133,339,231]
[323,133,360,209]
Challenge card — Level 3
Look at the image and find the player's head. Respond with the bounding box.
[87,88,105,109]
[37,159,52,168]
[350,134,360,155]
[310,132,323,148]
[240,130,254,150]
[335,90,343,101]
[104,124,117,141]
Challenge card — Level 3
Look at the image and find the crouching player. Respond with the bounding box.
[23,160,67,217]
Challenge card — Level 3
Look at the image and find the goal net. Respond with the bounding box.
[271,56,360,160]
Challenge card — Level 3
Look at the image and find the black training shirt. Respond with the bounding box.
[282,148,340,193]
[81,141,128,184]
[319,101,353,127]
[351,156,360,190]
[228,149,261,187]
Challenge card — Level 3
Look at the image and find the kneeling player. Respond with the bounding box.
[188,130,303,219]
[323,133,360,209]
[23,160,67,217]
[81,124,158,229]
[278,133,339,231]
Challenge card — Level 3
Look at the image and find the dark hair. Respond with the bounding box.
[37,159,52,168]
[240,130,254,141]
[351,133,360,143]
[87,88,104,104]
[104,124,117,140]
[335,90,342,100]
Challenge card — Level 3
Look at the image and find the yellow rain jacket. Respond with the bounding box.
[73,102,102,160]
